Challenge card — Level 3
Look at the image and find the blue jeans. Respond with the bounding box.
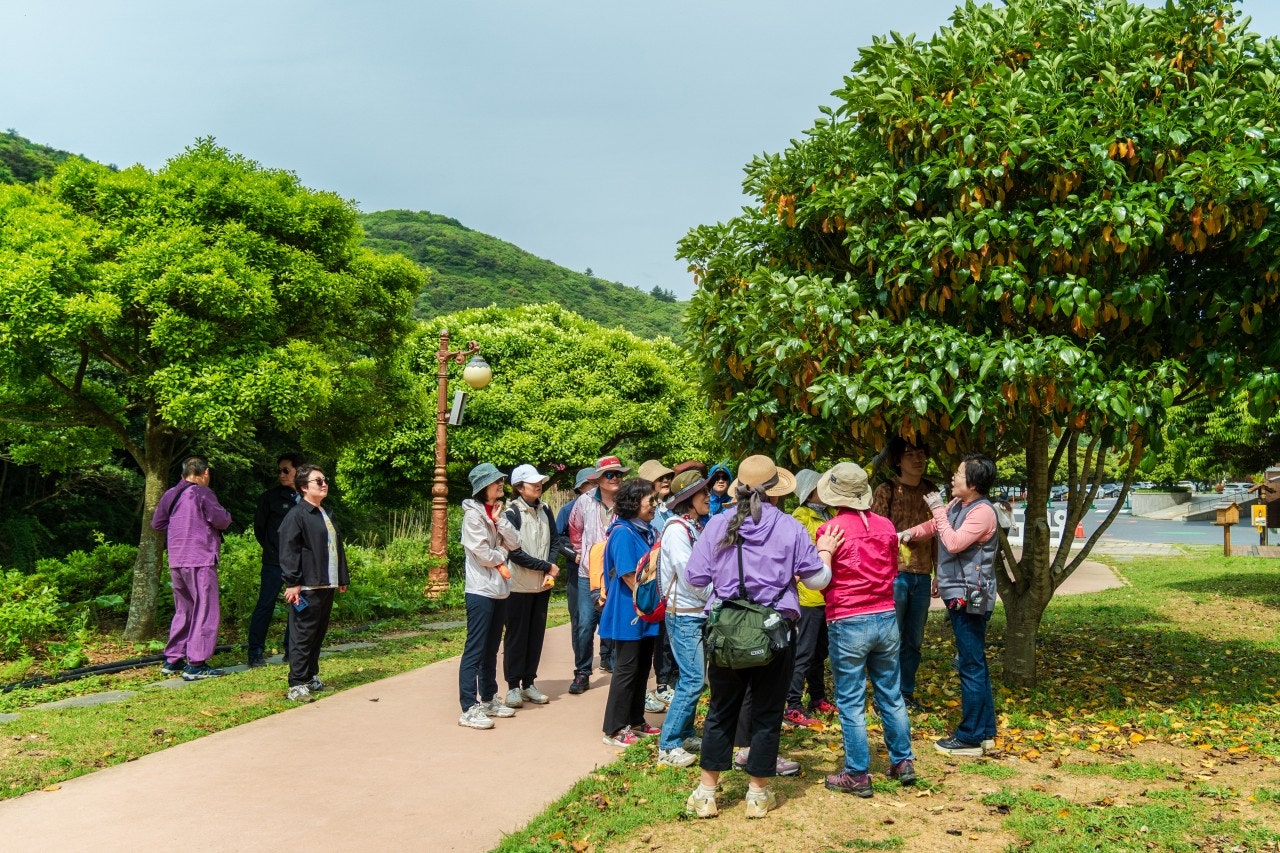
[946,604,997,744]
[247,563,289,658]
[828,611,914,773]
[659,615,706,750]
[572,575,602,676]
[893,572,931,697]
[458,593,508,712]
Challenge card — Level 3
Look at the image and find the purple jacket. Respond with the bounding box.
[151,481,232,568]
[684,503,824,621]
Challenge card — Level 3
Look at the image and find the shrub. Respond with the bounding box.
[0,570,62,658]
[216,531,266,627]
[335,536,448,622]
[34,540,135,608]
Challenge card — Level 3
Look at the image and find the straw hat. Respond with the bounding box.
[730,455,796,498]
[816,462,873,510]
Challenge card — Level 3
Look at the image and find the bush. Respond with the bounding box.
[335,536,448,622]
[0,570,62,658]
[216,531,266,627]
[34,540,135,608]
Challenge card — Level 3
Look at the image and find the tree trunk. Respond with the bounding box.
[122,429,173,641]
[1000,586,1049,688]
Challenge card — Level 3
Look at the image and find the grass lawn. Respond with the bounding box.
[495,548,1280,852]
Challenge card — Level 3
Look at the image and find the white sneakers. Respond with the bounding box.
[521,684,550,705]
[744,786,778,818]
[484,699,516,718]
[285,684,313,703]
[645,690,669,713]
[458,703,494,730]
[505,688,524,709]
[657,746,698,767]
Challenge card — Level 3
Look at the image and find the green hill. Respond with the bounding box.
[0,130,87,184]
[360,209,686,341]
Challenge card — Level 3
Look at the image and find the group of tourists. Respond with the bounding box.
[456,443,1002,818]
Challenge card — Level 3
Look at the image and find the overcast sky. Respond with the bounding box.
[3,2,1279,299]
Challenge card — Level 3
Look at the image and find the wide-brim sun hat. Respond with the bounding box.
[510,463,549,486]
[730,455,796,498]
[666,471,710,508]
[793,469,823,505]
[637,459,675,483]
[573,467,598,491]
[468,463,506,496]
[816,462,873,510]
[595,455,631,475]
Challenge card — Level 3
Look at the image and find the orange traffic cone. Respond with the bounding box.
[1074,520,1085,538]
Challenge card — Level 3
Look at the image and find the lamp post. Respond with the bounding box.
[427,329,491,594]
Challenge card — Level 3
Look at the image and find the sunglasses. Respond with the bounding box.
[308,477,328,487]
[278,467,293,474]
[601,471,623,480]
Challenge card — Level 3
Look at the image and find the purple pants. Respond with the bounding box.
[164,564,220,664]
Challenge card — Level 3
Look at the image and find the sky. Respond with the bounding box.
[4,1,1280,300]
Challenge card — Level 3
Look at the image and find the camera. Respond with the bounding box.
[965,586,986,614]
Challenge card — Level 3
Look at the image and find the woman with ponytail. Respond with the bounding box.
[682,455,841,820]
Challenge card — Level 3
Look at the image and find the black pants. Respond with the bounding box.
[787,605,828,709]
[650,619,678,686]
[602,636,655,736]
[286,587,335,687]
[705,644,795,777]
[504,589,551,688]
[247,563,290,658]
[458,593,508,712]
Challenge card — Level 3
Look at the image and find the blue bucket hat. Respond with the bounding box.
[468,463,505,497]
[573,467,598,492]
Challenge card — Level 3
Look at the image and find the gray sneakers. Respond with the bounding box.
[645,689,669,713]
[504,687,524,709]
[744,786,778,818]
[521,684,550,705]
[286,685,313,703]
[458,703,495,729]
[484,698,517,718]
[657,746,698,767]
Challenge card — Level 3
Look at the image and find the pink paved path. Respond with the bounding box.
[0,623,624,853]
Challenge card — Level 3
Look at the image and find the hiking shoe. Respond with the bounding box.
[825,770,873,797]
[603,728,640,748]
[734,749,800,776]
[286,684,313,703]
[505,687,524,709]
[181,664,224,681]
[634,722,661,737]
[484,699,516,718]
[810,699,837,715]
[682,736,703,753]
[783,707,820,728]
[568,674,589,695]
[888,759,917,785]
[307,677,327,692]
[160,659,185,676]
[645,690,668,713]
[657,746,698,767]
[744,786,778,817]
[686,786,718,818]
[934,736,983,757]
[458,703,494,729]
[902,693,920,711]
[521,684,550,705]
[247,654,267,669]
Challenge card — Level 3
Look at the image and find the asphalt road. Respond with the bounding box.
[1050,498,1271,546]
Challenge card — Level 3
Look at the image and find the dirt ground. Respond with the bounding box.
[609,739,1280,852]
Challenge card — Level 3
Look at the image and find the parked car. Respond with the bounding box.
[1050,485,1069,501]
[1099,484,1121,499]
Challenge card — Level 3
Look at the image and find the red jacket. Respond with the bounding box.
[817,508,899,622]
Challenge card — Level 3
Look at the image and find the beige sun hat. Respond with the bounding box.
[637,459,675,483]
[816,462,873,510]
[730,454,796,498]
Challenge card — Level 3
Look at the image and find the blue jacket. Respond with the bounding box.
[707,463,734,516]
[598,517,659,641]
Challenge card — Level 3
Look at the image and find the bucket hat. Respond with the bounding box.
[793,469,823,505]
[468,463,505,497]
[730,455,796,498]
[637,459,675,483]
[816,462,873,510]
[666,471,710,509]
[573,467,598,492]
[595,455,630,476]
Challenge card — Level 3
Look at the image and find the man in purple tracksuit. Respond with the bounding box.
[151,456,232,681]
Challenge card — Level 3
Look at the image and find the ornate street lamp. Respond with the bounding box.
[427,330,492,594]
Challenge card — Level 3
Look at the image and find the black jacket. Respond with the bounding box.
[279,501,350,588]
[254,485,299,567]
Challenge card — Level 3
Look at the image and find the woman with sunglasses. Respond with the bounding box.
[279,464,349,703]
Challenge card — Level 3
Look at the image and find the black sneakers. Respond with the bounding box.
[568,673,589,695]
[934,736,983,757]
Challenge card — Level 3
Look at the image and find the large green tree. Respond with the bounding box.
[679,0,1280,685]
[0,140,425,639]
[338,303,721,509]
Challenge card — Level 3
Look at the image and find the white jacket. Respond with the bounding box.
[461,499,520,598]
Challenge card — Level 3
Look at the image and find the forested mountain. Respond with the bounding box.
[360,209,686,341]
[0,130,86,184]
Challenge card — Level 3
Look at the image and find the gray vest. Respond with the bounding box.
[936,498,998,613]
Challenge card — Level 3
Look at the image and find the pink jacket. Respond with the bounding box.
[817,508,899,622]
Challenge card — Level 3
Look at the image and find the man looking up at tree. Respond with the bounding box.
[279,465,349,703]
[151,456,232,681]
[247,452,303,667]
[567,455,629,692]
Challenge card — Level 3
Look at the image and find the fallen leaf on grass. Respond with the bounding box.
[41,785,60,792]
[571,841,590,852]
[198,710,215,717]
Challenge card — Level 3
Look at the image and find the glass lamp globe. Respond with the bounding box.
[463,356,492,389]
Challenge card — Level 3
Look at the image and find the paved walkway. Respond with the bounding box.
[1,560,1127,852]
[0,623,626,853]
